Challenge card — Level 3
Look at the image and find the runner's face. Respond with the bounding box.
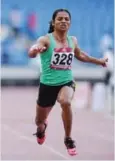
[53,11,71,32]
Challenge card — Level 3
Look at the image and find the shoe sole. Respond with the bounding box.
[37,135,46,145]
[67,148,77,156]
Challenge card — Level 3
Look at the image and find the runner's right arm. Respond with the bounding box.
[28,36,50,58]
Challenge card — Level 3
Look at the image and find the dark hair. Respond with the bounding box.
[48,9,71,33]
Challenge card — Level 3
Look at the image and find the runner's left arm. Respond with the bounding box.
[72,36,108,67]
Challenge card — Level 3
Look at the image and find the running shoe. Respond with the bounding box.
[64,137,77,156]
[33,121,47,145]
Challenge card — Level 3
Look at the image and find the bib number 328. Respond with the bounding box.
[50,52,74,69]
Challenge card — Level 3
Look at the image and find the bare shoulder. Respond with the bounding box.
[36,34,50,46]
[71,36,78,45]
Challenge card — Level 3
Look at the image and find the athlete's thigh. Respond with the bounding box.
[57,81,75,104]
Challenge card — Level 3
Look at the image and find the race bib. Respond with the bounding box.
[50,48,74,70]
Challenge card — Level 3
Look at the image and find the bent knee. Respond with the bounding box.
[60,99,71,107]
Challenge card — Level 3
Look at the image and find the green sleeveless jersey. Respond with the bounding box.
[40,33,75,86]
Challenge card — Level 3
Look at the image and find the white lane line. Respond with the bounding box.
[3,124,71,160]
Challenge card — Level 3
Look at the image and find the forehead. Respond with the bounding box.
[56,11,70,18]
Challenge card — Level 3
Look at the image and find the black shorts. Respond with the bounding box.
[37,81,75,107]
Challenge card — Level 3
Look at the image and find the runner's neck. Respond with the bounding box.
[53,31,68,43]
